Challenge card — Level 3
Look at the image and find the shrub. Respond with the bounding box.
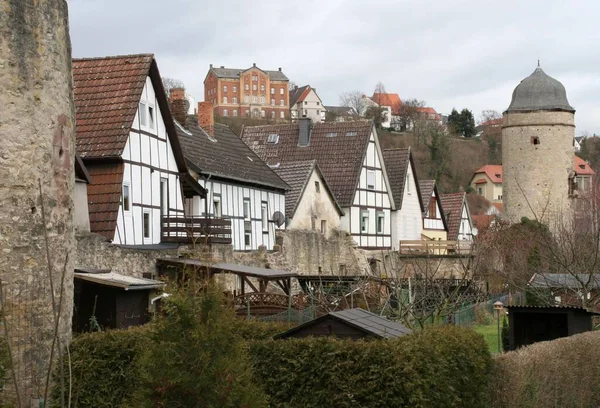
[491,331,600,408]
[250,325,492,408]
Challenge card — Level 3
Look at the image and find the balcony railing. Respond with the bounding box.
[399,240,473,255]
[161,216,232,245]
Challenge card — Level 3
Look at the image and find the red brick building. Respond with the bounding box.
[204,63,289,120]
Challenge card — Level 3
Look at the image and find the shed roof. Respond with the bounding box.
[529,273,600,290]
[156,258,297,279]
[275,308,413,339]
[74,269,165,291]
[506,305,600,315]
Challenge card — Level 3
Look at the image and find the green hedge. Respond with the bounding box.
[250,325,492,408]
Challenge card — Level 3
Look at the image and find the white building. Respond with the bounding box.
[73,54,204,245]
[242,119,396,249]
[174,100,288,251]
[289,85,326,123]
[418,180,448,241]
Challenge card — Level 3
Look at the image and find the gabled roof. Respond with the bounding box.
[382,148,423,212]
[74,269,165,291]
[73,54,187,171]
[371,93,402,115]
[440,192,467,240]
[273,160,344,219]
[480,118,503,127]
[85,161,124,240]
[324,106,354,116]
[418,179,448,230]
[415,107,442,121]
[274,308,412,339]
[241,121,374,207]
[176,118,288,190]
[574,156,595,176]
[207,65,288,81]
[472,165,503,184]
[289,85,311,107]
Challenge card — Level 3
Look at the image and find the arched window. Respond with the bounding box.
[223,85,227,92]
[223,109,228,117]
[280,111,285,119]
[232,97,238,104]
[271,98,275,106]
[233,109,238,117]
[271,87,275,94]
[260,96,265,104]
[280,99,284,106]
[223,96,228,104]
[271,111,276,119]
[244,95,249,103]
[261,110,266,118]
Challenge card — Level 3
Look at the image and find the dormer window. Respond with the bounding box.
[346,131,357,136]
[326,132,337,137]
[495,174,501,179]
[267,134,279,144]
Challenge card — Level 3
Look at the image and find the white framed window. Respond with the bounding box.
[223,96,228,104]
[160,178,168,216]
[245,95,249,103]
[223,85,227,92]
[244,221,252,248]
[253,95,257,103]
[271,111,275,119]
[245,84,249,91]
[280,88,284,95]
[361,209,369,233]
[280,111,285,119]
[233,109,238,117]
[478,187,483,195]
[261,202,268,231]
[271,99,275,106]
[376,211,385,234]
[280,99,284,106]
[253,84,257,91]
[123,183,131,212]
[253,75,258,82]
[143,210,151,239]
[139,103,147,126]
[213,195,221,218]
[267,134,279,144]
[148,105,155,129]
[261,110,265,118]
[223,109,228,117]
[243,198,251,220]
[233,86,237,93]
[367,170,376,190]
[260,96,265,104]
[271,87,275,95]
[261,84,265,91]
[233,97,238,104]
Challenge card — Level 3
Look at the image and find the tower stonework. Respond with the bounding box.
[502,66,575,227]
[0,0,75,403]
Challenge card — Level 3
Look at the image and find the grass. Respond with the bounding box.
[473,323,502,354]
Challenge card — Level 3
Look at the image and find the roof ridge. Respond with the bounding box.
[73,53,154,61]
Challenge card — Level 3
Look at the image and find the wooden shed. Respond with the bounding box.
[274,308,412,340]
[507,305,599,350]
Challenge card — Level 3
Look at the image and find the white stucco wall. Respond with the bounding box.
[291,89,325,123]
[390,163,422,250]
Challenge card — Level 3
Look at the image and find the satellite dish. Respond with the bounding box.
[272,211,286,227]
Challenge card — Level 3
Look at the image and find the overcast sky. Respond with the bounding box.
[68,0,600,134]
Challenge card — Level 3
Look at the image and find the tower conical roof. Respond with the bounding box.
[506,65,574,113]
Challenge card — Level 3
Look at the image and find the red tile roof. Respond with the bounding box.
[73,54,154,158]
[472,214,496,230]
[371,93,402,115]
[415,107,442,121]
[473,165,503,183]
[86,162,124,239]
[574,156,595,176]
[440,192,466,240]
[493,203,503,212]
[241,121,373,207]
[480,118,503,127]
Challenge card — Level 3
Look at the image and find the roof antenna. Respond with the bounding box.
[537,58,540,68]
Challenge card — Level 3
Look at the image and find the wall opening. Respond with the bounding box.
[531,136,540,145]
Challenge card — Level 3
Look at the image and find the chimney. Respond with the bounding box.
[298,118,312,147]
[198,101,214,136]
[169,88,188,126]
[169,87,185,103]
[253,62,256,67]
[210,63,213,68]
[278,67,282,72]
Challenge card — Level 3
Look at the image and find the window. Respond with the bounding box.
[280,88,284,95]
[213,196,221,218]
[280,99,284,106]
[271,87,275,94]
[223,96,228,104]
[139,103,147,126]
[261,110,266,118]
[317,110,320,115]
[428,197,437,218]
[366,170,376,190]
[376,211,385,234]
[143,211,150,239]
[232,97,238,104]
[253,95,257,103]
[321,220,327,234]
[271,111,275,119]
[531,136,540,145]
[280,111,285,119]
[271,98,275,106]
[317,102,320,106]
[261,202,268,231]
[261,84,265,91]
[244,221,252,247]
[497,195,502,200]
[478,187,483,195]
[223,109,228,117]
[160,178,168,216]
[304,101,308,105]
[123,183,131,211]
[303,109,307,117]
[245,95,249,103]
[148,105,155,129]
[243,198,251,220]
[315,181,320,192]
[346,131,357,136]
[361,209,369,233]
[253,75,258,82]
[223,85,227,92]
[233,109,238,117]
[326,132,337,137]
[233,86,237,93]
[260,96,265,104]
[267,134,279,144]
[253,84,257,91]
[245,84,249,91]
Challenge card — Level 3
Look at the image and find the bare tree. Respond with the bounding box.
[373,81,386,95]
[478,110,503,163]
[339,91,366,116]
[479,109,502,125]
[397,98,425,132]
[288,81,297,91]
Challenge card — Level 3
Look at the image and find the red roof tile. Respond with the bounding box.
[440,192,466,240]
[371,93,402,115]
[86,162,124,240]
[480,118,503,127]
[415,107,442,121]
[472,214,496,230]
[574,156,595,176]
[73,54,154,158]
[473,165,503,183]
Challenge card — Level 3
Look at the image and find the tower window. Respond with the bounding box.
[531,136,540,145]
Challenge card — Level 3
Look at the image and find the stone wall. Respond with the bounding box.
[0,0,75,403]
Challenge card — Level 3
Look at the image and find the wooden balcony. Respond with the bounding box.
[399,240,473,255]
[161,216,232,245]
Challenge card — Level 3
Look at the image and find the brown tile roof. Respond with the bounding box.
[381,148,422,211]
[241,121,373,207]
[418,180,436,209]
[273,160,343,218]
[177,118,288,190]
[440,192,466,240]
[289,85,311,107]
[73,54,154,158]
[86,162,124,240]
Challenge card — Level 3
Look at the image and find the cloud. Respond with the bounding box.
[68,0,600,133]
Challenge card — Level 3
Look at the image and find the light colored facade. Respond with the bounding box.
[115,76,186,245]
[290,86,326,123]
[457,201,475,241]
[420,181,448,241]
[391,163,422,247]
[470,165,503,203]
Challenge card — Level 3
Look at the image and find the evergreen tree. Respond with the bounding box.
[460,108,476,138]
[447,108,460,135]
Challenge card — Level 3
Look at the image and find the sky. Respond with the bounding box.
[68,0,600,134]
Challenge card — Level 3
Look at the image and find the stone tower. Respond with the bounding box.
[0,0,75,403]
[502,64,575,227]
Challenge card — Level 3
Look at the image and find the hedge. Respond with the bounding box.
[250,325,492,408]
[490,331,600,408]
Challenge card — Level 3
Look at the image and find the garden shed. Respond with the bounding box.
[274,308,412,340]
[506,305,599,350]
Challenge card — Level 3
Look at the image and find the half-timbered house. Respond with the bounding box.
[440,192,474,242]
[241,119,395,249]
[73,54,205,245]
[418,180,448,241]
[171,99,288,251]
